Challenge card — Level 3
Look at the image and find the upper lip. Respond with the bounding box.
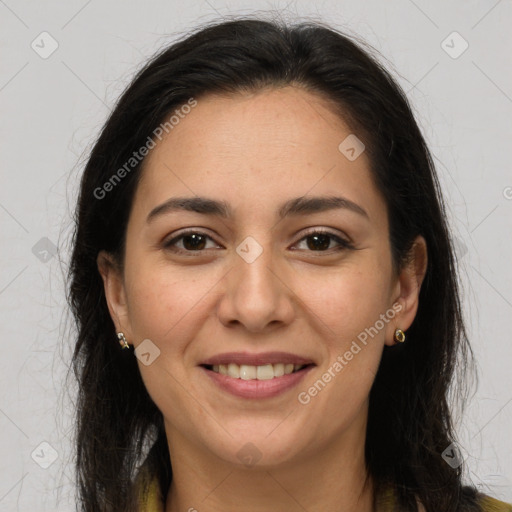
[200,351,316,367]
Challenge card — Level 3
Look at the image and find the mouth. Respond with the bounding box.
[199,352,316,399]
[201,362,314,380]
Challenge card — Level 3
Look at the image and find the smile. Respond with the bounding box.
[200,360,315,399]
[207,363,309,380]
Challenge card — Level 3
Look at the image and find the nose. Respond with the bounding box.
[216,241,296,333]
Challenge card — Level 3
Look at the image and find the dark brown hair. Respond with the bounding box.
[67,16,484,511]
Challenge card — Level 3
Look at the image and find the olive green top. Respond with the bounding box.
[135,465,512,512]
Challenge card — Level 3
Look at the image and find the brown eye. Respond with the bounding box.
[294,230,353,252]
[306,233,331,251]
[163,229,353,256]
[180,233,207,251]
[163,231,219,254]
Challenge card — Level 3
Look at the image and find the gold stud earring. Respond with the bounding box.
[117,332,130,349]
[394,328,406,343]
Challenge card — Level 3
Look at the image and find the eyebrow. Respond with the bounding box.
[146,195,369,223]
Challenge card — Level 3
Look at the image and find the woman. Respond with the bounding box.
[67,16,512,512]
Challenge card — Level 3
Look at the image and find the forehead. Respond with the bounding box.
[145,86,357,165]
[132,86,386,227]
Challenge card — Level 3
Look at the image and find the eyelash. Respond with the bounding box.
[162,229,354,256]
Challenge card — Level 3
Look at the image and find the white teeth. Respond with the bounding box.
[256,364,274,380]
[210,362,306,379]
[227,363,240,378]
[273,363,285,377]
[239,365,257,380]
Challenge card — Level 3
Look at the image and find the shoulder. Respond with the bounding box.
[478,494,512,511]
[416,494,512,512]
[134,461,164,512]
[378,486,512,512]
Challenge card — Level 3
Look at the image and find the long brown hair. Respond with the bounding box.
[67,16,483,511]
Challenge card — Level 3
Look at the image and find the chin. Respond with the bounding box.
[202,426,307,469]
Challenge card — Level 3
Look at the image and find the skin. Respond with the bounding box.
[98,86,428,512]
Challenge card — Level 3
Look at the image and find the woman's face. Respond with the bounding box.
[100,86,424,468]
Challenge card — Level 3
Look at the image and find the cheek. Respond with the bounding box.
[123,261,190,344]
[123,258,224,356]
[295,263,391,343]
[293,262,391,409]
[122,265,205,414]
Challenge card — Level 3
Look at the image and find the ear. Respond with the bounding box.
[385,235,428,346]
[97,250,132,342]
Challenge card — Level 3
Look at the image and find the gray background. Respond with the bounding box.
[0,0,511,509]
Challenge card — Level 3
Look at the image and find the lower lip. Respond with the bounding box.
[201,365,314,399]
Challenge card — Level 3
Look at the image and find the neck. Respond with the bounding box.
[164,416,375,512]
